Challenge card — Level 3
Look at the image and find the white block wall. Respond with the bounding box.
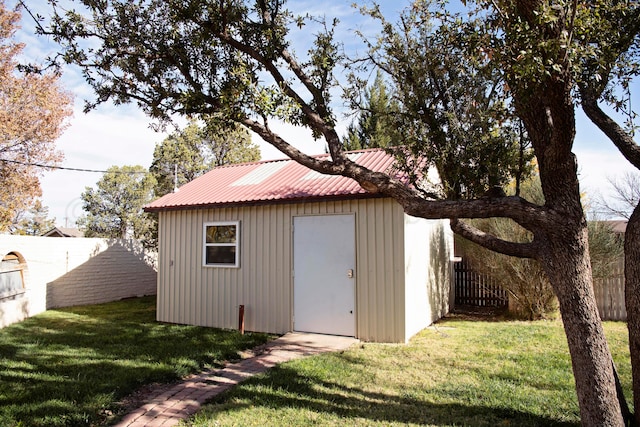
[0,235,157,328]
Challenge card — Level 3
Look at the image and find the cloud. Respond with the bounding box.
[39,103,168,225]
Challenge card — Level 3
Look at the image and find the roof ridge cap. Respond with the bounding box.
[214,157,289,169]
[216,147,388,168]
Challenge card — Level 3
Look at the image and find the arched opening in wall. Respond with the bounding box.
[0,252,27,300]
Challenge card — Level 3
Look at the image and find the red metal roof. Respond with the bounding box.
[144,148,397,211]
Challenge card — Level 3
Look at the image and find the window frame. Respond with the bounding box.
[203,221,240,268]
[0,252,26,300]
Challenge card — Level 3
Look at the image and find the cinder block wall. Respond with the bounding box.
[0,236,157,328]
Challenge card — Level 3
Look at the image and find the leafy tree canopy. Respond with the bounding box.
[348,4,535,199]
[150,117,260,197]
[10,199,56,236]
[342,71,402,151]
[77,165,156,240]
[0,0,72,232]
[30,0,640,424]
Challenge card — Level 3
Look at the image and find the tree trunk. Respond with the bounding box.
[540,225,624,426]
[626,205,640,425]
[507,38,625,420]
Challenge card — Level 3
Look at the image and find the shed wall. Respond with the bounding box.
[403,216,454,341]
[156,198,409,342]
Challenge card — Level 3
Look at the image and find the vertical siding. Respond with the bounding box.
[353,198,406,342]
[157,197,410,342]
[158,205,293,334]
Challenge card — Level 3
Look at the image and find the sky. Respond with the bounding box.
[9,0,639,227]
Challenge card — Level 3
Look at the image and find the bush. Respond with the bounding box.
[457,176,623,320]
[456,221,557,320]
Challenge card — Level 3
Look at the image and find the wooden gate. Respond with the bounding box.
[454,259,508,307]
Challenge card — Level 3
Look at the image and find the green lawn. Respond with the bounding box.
[0,296,271,427]
[186,318,632,427]
[0,299,632,427]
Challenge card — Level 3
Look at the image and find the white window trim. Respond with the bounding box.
[203,221,240,268]
[0,253,26,300]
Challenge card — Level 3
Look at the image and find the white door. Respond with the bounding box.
[293,214,356,337]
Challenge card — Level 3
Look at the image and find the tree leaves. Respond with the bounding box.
[0,2,72,232]
[150,118,260,197]
[352,1,533,199]
[77,165,156,240]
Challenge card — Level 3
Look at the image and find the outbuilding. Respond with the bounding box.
[145,148,455,343]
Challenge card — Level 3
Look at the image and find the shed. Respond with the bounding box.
[145,148,455,343]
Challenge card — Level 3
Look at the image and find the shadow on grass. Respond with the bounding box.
[0,296,271,427]
[446,304,511,321]
[202,355,578,427]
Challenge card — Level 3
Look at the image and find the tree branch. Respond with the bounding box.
[450,218,539,259]
[212,30,338,143]
[250,4,344,161]
[241,113,559,233]
[240,116,342,174]
[581,92,640,169]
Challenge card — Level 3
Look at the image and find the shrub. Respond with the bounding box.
[457,176,623,320]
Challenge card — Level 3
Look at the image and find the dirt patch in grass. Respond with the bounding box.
[446,304,510,321]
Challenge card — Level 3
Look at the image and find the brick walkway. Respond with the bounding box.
[114,333,358,427]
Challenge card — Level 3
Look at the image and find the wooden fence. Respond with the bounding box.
[454,258,627,321]
[454,258,508,307]
[593,260,626,321]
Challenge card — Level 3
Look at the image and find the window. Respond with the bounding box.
[203,221,240,267]
[0,252,25,299]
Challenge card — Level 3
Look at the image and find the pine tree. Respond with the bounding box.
[344,71,400,150]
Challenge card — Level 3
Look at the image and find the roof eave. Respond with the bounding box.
[143,192,388,213]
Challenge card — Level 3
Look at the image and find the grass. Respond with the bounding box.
[0,296,271,427]
[0,301,631,427]
[187,317,632,427]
